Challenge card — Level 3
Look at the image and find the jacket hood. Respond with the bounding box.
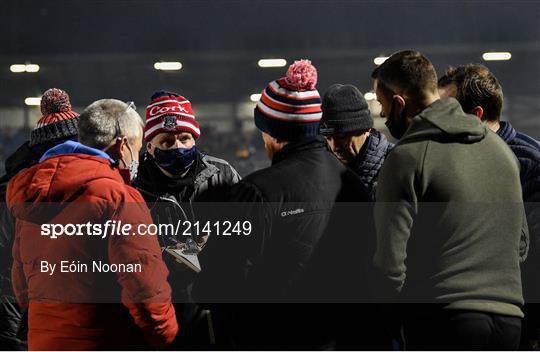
[39,139,114,163]
[3,142,40,177]
[7,140,122,223]
[0,138,80,186]
[400,98,487,145]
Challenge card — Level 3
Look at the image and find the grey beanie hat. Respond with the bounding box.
[319,84,373,135]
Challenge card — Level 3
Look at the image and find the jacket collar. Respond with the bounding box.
[350,130,389,169]
[39,140,115,164]
[136,152,219,199]
[272,136,328,165]
[496,121,517,143]
[194,155,220,186]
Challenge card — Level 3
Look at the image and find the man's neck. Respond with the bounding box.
[486,120,501,133]
[407,94,440,120]
[421,94,440,111]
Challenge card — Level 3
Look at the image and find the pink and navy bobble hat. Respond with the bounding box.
[254,59,322,140]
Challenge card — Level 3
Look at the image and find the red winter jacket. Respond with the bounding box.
[7,141,178,350]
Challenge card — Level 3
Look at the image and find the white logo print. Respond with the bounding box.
[149,104,188,117]
[280,208,305,217]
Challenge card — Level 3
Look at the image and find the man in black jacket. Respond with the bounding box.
[319,83,394,200]
[134,91,240,347]
[0,88,79,350]
[439,64,540,350]
[196,60,375,348]
[136,91,240,206]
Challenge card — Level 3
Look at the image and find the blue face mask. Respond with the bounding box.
[153,146,198,175]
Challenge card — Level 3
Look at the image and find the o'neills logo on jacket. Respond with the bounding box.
[281,208,305,217]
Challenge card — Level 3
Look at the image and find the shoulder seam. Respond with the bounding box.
[417,141,430,199]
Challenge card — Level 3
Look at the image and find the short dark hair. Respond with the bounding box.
[438,64,503,122]
[371,50,438,103]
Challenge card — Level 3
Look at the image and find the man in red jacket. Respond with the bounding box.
[7,99,178,350]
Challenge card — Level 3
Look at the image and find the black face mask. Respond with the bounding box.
[385,100,409,140]
[153,146,198,176]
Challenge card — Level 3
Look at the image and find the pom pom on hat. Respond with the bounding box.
[30,88,79,147]
[285,59,318,90]
[150,90,182,101]
[254,59,322,140]
[40,88,73,115]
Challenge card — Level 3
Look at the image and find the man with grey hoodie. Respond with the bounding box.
[372,50,528,350]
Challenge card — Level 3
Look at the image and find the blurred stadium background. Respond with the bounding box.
[1,0,539,176]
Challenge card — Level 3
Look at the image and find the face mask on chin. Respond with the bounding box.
[385,100,409,140]
[152,145,199,176]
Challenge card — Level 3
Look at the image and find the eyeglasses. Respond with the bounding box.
[125,101,136,112]
[115,101,137,139]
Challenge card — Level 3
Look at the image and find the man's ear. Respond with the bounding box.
[392,95,407,116]
[274,136,287,145]
[109,136,128,162]
[472,106,484,120]
[324,135,336,152]
[146,141,154,156]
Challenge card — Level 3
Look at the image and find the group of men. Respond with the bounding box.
[0,50,538,350]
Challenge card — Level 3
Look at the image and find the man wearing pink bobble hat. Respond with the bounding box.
[196,60,373,348]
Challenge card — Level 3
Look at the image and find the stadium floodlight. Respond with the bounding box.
[258,59,287,68]
[482,52,512,61]
[364,92,377,101]
[25,97,41,106]
[250,94,262,102]
[25,64,40,72]
[373,56,389,65]
[154,61,183,70]
[10,64,27,73]
[10,64,40,73]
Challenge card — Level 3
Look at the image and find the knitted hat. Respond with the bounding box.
[254,59,322,140]
[319,84,373,135]
[144,91,200,142]
[29,88,80,147]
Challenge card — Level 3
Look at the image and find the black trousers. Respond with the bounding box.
[404,308,522,350]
